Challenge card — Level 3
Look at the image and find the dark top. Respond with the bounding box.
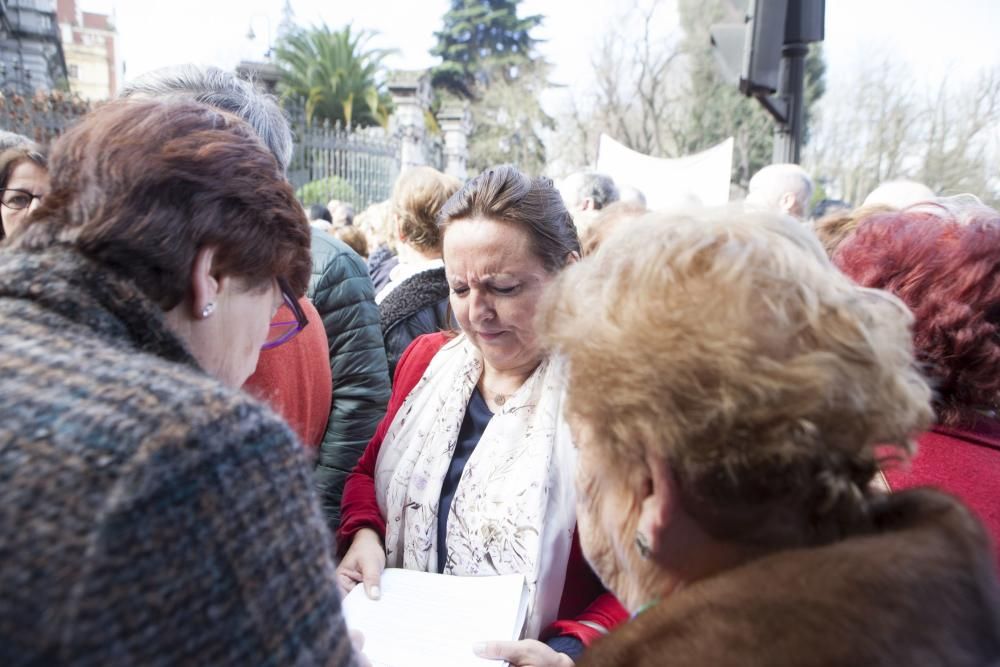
[308,230,391,532]
[368,243,399,294]
[437,388,493,573]
[432,388,586,660]
[379,266,454,379]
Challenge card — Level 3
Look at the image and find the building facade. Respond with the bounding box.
[56,0,116,100]
[0,0,68,95]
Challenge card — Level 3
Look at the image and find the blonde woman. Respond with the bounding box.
[377,166,462,375]
[539,210,1000,665]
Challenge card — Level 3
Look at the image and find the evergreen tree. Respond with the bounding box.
[430,0,552,174]
[430,0,544,99]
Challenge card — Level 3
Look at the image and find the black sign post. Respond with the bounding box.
[710,0,825,164]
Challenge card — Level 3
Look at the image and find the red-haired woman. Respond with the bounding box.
[835,201,1000,568]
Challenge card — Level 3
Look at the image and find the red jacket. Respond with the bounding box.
[244,297,333,450]
[339,332,627,645]
[885,419,1000,570]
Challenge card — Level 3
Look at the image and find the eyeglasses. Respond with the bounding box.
[0,188,44,210]
[262,278,309,350]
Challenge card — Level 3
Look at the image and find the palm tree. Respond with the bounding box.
[275,24,394,127]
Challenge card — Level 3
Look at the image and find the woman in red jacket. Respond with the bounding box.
[835,200,1000,568]
[337,165,626,666]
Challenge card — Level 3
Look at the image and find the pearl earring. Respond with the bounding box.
[201,303,216,318]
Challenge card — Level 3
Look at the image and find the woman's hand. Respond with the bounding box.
[335,527,386,599]
[349,629,373,667]
[474,639,574,667]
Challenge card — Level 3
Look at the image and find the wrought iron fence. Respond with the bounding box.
[0,88,90,145]
[0,90,441,215]
[287,107,401,211]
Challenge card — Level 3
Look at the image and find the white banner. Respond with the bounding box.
[596,134,734,210]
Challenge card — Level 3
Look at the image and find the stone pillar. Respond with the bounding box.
[436,101,472,180]
[388,70,432,171]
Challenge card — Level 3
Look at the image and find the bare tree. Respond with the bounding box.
[807,60,1000,207]
[918,67,1000,201]
[550,0,820,189]
[550,0,685,171]
[806,59,920,205]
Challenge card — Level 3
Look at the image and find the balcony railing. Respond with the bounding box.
[3,0,58,41]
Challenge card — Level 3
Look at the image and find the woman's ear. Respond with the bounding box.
[189,246,221,319]
[394,212,407,243]
[635,452,676,559]
[565,250,581,265]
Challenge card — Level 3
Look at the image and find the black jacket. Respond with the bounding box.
[309,230,391,531]
[367,243,398,294]
[379,266,454,378]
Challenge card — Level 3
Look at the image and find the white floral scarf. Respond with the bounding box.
[375,334,578,639]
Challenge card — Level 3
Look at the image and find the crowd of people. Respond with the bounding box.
[0,64,998,665]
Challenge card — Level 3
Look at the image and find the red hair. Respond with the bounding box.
[834,204,1000,427]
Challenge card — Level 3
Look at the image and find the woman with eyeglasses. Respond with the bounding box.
[244,286,335,455]
[0,143,48,240]
[0,98,362,665]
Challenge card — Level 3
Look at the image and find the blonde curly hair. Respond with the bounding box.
[539,208,933,548]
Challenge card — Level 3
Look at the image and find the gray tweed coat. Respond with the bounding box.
[0,246,358,666]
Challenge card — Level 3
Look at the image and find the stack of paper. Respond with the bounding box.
[342,568,529,667]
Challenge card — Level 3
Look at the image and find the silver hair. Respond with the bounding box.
[120,65,293,174]
[746,163,814,218]
[0,130,32,153]
[560,171,620,211]
[616,184,647,208]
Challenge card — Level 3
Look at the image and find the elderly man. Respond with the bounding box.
[745,163,814,221]
[559,171,619,213]
[122,66,391,534]
[558,170,619,239]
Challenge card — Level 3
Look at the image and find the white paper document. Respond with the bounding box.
[342,568,529,667]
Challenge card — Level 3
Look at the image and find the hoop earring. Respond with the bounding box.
[635,532,652,560]
[201,303,216,318]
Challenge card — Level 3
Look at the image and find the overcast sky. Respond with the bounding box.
[82,0,1000,99]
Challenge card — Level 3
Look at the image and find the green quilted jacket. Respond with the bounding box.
[309,230,391,532]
